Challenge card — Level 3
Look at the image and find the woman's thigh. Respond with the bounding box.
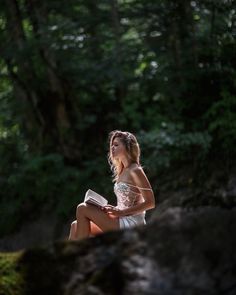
[90,222,103,235]
[72,220,103,236]
[78,203,120,232]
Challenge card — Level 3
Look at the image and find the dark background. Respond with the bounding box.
[0,0,235,244]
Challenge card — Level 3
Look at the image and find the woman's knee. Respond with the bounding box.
[71,220,77,229]
[69,220,78,240]
[76,202,87,216]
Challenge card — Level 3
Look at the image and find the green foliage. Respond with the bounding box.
[9,154,80,209]
[0,252,24,295]
[0,153,82,236]
[138,123,212,176]
[0,0,235,236]
[204,90,236,155]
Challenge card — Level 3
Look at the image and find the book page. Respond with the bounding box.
[84,189,108,207]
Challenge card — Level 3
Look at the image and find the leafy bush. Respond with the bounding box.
[204,90,236,156]
[0,153,82,236]
[138,123,212,177]
[0,252,24,295]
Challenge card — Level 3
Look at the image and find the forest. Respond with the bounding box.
[0,0,235,239]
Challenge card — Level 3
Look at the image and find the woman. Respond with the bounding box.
[68,130,155,240]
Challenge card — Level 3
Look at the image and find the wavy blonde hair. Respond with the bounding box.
[108,130,141,182]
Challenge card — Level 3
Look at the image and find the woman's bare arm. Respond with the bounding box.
[119,166,155,216]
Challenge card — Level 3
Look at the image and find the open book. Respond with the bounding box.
[84,189,108,207]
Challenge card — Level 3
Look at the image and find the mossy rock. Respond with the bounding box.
[0,252,24,295]
[0,208,236,295]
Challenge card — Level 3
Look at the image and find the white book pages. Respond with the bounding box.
[84,189,108,207]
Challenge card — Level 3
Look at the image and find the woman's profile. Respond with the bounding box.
[68,130,155,240]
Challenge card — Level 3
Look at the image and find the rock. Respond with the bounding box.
[155,168,236,210]
[10,207,236,295]
[152,175,236,216]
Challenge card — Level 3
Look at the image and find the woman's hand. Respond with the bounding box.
[101,205,122,217]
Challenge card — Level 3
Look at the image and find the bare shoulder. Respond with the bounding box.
[130,165,145,177]
[130,164,151,188]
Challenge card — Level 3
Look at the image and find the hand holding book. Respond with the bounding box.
[84,189,108,208]
[84,189,122,217]
[102,205,122,217]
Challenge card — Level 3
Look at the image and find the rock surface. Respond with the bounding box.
[15,207,236,295]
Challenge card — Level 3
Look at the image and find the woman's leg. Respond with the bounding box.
[89,221,103,237]
[68,220,103,240]
[75,203,119,240]
[68,220,77,240]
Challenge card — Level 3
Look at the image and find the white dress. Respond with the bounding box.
[114,181,151,229]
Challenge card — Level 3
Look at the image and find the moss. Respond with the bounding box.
[0,252,25,295]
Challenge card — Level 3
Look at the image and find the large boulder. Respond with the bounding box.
[13,207,236,295]
[156,169,236,210]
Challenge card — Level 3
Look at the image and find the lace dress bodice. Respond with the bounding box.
[114,182,143,210]
[114,181,152,227]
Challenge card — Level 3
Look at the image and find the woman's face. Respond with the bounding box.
[111,137,127,159]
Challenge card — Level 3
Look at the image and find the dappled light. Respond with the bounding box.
[0,0,235,293]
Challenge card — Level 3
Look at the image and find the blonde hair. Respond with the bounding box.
[108,130,141,182]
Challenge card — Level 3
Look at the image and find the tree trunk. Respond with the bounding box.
[4,0,46,146]
[25,0,72,130]
[4,0,80,159]
[110,0,127,101]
